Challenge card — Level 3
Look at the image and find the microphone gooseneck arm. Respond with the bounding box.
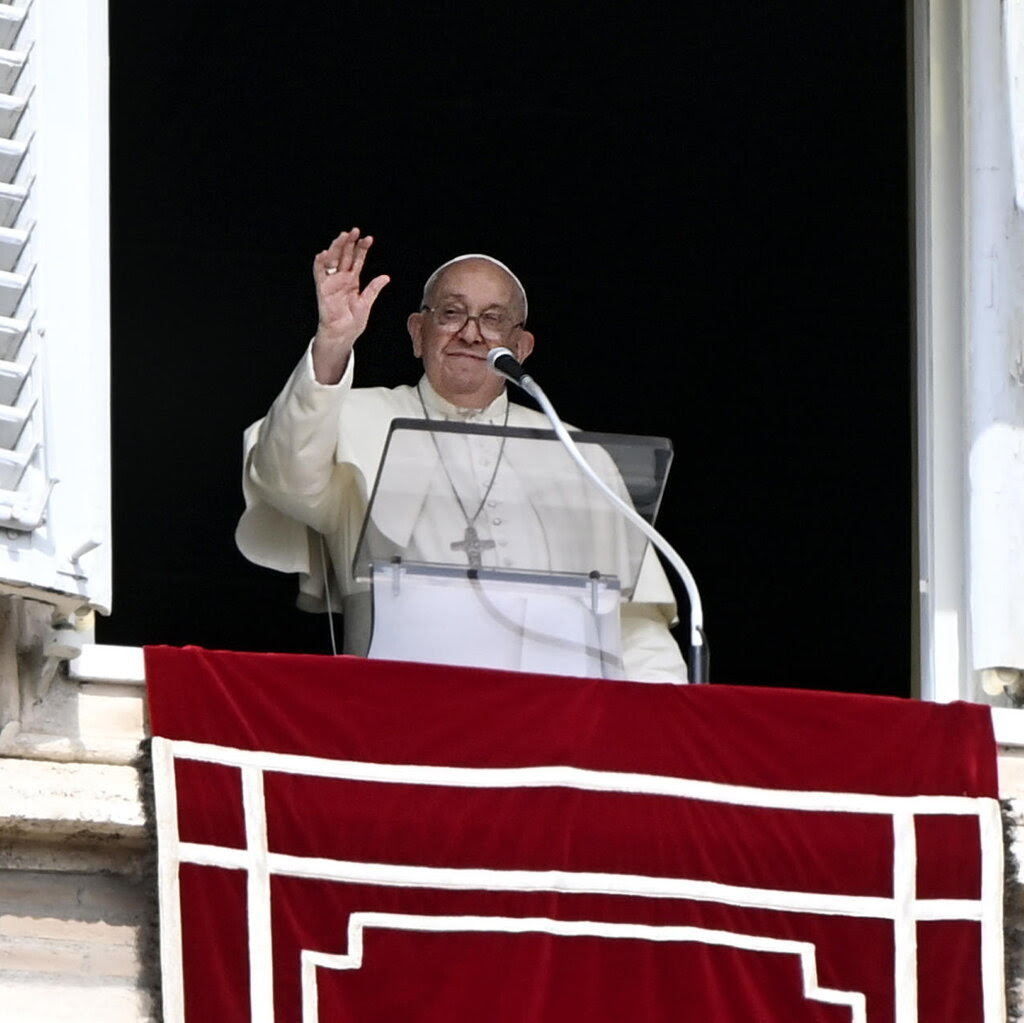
[486,347,707,683]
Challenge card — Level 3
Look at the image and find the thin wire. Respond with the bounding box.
[518,374,705,651]
[318,532,338,656]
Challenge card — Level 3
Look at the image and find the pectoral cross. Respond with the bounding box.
[450,524,496,567]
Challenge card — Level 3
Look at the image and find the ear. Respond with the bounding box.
[407,311,424,358]
[513,329,535,364]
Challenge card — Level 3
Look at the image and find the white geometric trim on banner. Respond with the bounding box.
[299,913,869,1023]
[151,738,1006,1023]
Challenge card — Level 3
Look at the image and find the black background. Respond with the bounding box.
[101,4,911,696]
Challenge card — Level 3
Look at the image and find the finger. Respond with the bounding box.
[359,274,390,310]
[338,226,362,272]
[322,228,355,272]
[351,234,373,275]
[313,251,333,288]
[315,242,342,279]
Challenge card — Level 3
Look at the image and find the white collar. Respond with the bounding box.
[417,375,509,423]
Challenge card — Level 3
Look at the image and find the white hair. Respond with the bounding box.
[421,253,528,324]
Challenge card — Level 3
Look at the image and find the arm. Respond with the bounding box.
[245,228,390,531]
[246,348,355,533]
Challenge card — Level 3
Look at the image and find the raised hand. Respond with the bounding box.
[311,227,390,384]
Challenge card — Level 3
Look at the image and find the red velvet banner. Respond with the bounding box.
[146,647,1003,1022]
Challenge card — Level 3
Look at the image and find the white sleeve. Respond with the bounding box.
[235,346,361,603]
[245,345,355,535]
[619,601,689,683]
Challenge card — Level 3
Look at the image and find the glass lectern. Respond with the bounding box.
[353,418,672,679]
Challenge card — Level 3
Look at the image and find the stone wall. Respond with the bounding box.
[0,645,156,1023]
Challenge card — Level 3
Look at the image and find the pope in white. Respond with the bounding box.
[236,227,687,682]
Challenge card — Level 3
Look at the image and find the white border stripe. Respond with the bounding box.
[243,766,274,1023]
[152,737,186,1023]
[979,799,1007,1021]
[174,841,985,923]
[892,812,918,1023]
[301,913,868,1023]
[301,942,320,1023]
[159,739,1005,1022]
[168,740,991,816]
[912,899,984,921]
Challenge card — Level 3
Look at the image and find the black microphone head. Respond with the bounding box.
[486,346,514,369]
[486,346,526,382]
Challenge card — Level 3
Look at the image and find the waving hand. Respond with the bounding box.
[311,227,390,383]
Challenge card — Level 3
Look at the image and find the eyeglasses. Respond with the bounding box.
[421,305,523,341]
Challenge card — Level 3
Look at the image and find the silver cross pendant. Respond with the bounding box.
[450,524,496,567]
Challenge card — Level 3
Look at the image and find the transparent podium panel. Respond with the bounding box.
[354,419,672,679]
[353,419,673,594]
[367,561,624,679]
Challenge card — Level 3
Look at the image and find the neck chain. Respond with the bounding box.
[416,382,510,566]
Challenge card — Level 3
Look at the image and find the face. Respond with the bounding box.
[407,258,534,408]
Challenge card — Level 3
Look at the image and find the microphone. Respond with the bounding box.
[485,344,707,682]
[486,346,533,388]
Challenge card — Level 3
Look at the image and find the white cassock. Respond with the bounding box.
[236,345,688,682]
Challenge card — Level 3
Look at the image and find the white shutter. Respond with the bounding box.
[0,0,111,616]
